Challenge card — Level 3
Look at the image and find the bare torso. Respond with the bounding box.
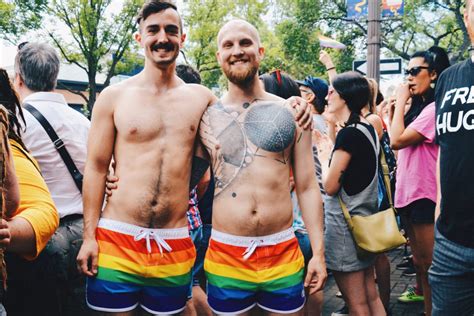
[103,78,212,228]
[200,98,300,236]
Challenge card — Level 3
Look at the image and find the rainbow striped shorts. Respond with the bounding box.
[204,228,306,314]
[86,218,196,314]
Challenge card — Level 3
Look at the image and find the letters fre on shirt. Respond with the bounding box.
[435,58,474,248]
[20,92,90,218]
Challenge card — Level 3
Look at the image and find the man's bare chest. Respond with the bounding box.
[114,101,203,142]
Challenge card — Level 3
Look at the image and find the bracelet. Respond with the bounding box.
[326,66,336,71]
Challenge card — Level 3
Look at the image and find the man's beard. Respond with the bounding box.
[222,62,258,86]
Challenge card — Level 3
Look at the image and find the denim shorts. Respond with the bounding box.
[429,225,474,316]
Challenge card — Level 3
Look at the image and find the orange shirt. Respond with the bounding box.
[9,139,59,260]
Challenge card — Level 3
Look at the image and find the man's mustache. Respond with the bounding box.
[151,43,175,51]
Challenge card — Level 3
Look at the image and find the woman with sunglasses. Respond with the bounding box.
[390,46,450,316]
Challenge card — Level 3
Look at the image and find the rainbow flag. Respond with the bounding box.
[319,35,347,50]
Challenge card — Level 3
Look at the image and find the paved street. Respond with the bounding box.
[322,247,424,316]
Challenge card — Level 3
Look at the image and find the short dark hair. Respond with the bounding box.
[332,71,370,126]
[176,64,201,84]
[260,71,301,99]
[14,42,60,92]
[136,0,183,33]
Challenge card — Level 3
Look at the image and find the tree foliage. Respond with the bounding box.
[0,0,47,42]
[48,0,143,111]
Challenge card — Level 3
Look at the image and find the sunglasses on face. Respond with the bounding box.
[404,66,429,77]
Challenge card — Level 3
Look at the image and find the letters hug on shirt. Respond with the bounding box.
[435,58,474,248]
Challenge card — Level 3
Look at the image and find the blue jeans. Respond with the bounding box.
[429,225,474,316]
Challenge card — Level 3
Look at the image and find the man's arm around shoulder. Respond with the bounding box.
[292,126,327,294]
[77,87,117,277]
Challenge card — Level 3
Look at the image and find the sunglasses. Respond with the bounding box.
[404,66,429,77]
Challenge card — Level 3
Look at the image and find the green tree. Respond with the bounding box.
[318,0,468,62]
[0,0,47,42]
[48,0,143,111]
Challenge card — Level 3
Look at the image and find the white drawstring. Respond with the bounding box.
[134,230,172,255]
[242,239,277,260]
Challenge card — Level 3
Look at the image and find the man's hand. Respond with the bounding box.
[0,219,11,249]
[77,238,99,277]
[288,96,312,130]
[304,255,327,294]
[105,174,119,198]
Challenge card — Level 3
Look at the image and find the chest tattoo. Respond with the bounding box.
[200,101,296,196]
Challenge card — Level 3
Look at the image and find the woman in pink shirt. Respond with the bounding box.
[390,46,450,316]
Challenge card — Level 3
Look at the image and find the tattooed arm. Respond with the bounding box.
[323,149,351,196]
[292,124,326,293]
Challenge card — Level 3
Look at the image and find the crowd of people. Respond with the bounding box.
[0,0,472,315]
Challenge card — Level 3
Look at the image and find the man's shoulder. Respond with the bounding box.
[439,58,471,82]
[179,83,216,104]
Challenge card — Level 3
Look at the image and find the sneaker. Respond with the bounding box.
[402,265,416,277]
[331,305,349,316]
[336,290,343,298]
[398,286,424,303]
[396,257,413,270]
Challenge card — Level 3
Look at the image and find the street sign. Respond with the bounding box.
[347,0,404,19]
[353,58,402,76]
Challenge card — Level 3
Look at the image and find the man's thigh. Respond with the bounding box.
[429,227,474,316]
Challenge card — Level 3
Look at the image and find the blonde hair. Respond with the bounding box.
[366,78,378,113]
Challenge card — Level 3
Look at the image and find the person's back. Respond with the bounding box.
[11,41,88,315]
[21,92,89,216]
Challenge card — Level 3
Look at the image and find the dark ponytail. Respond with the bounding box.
[332,71,370,127]
[404,47,450,126]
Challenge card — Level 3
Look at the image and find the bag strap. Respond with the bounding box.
[23,103,83,193]
[338,196,354,231]
[380,149,395,209]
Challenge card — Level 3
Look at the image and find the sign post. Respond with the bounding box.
[367,0,381,83]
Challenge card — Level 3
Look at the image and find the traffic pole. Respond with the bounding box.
[367,0,381,84]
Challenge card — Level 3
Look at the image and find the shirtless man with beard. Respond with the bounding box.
[77,2,311,315]
[200,20,326,315]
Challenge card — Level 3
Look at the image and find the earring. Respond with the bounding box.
[430,81,436,89]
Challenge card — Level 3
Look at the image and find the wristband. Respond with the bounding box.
[326,67,336,71]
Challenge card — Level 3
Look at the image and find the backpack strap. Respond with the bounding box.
[23,103,83,193]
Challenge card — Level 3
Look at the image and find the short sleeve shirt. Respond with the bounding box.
[331,123,377,196]
[394,102,438,208]
[9,139,59,260]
